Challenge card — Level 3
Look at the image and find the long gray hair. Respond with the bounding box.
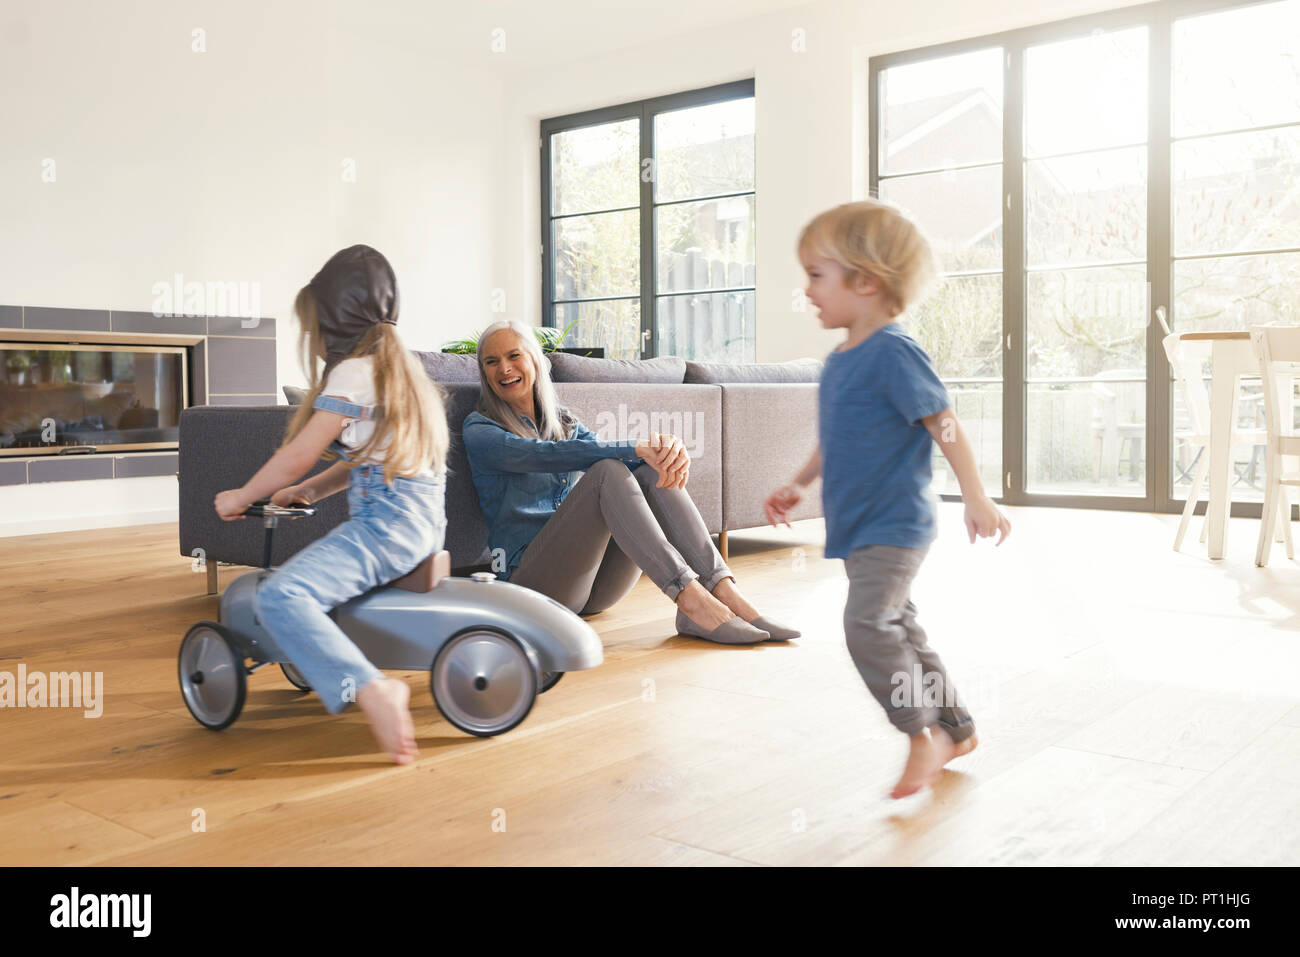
[475,319,577,441]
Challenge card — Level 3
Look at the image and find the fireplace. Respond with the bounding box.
[1,342,187,456]
[0,305,278,489]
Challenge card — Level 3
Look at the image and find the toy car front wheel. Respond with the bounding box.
[178,621,246,731]
[280,662,312,693]
[431,627,538,737]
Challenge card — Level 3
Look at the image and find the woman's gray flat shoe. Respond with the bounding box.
[675,609,770,645]
[749,615,801,641]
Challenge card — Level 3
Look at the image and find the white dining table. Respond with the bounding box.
[1180,330,1256,560]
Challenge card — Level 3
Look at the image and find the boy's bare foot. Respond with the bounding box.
[357,677,418,765]
[942,731,978,766]
[890,729,950,799]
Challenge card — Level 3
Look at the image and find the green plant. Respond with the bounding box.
[439,332,481,355]
[441,320,578,355]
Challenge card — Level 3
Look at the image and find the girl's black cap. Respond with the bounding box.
[308,244,399,368]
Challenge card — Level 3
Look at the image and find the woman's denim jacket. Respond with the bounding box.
[462,410,643,580]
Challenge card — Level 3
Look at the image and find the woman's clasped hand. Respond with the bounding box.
[635,431,689,489]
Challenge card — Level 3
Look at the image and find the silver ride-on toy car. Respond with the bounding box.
[179,501,603,737]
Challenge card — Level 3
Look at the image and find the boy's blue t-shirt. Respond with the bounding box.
[818,322,950,559]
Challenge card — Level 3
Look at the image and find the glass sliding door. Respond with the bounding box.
[877,47,1005,497]
[870,0,1300,516]
[1169,0,1300,505]
[1023,25,1150,497]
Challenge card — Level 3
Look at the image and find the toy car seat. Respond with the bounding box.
[391,549,452,593]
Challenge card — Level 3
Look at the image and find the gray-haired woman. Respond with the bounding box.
[461,319,799,645]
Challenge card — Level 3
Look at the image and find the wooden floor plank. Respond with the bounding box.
[3,505,1299,865]
[1097,725,1300,866]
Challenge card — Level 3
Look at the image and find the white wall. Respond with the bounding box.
[497,0,1147,363]
[0,0,506,536]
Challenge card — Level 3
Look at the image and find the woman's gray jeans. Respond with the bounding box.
[509,459,733,615]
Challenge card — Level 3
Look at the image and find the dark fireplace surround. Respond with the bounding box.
[0,305,276,487]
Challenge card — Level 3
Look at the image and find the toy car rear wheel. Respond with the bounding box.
[280,662,312,693]
[431,627,538,737]
[539,670,564,693]
[178,621,246,731]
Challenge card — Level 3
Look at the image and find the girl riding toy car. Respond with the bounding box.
[179,500,603,737]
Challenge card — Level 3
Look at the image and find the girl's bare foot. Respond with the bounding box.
[890,729,951,799]
[357,677,418,764]
[675,580,735,631]
[710,576,759,622]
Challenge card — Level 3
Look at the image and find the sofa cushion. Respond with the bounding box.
[440,383,493,566]
[416,351,482,383]
[554,382,723,532]
[179,395,495,571]
[718,383,822,530]
[179,406,351,567]
[282,353,481,404]
[684,358,823,384]
[548,352,686,383]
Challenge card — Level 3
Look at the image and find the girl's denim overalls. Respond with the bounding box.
[253,394,448,713]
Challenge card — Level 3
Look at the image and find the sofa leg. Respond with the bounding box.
[206,560,219,596]
[718,530,728,562]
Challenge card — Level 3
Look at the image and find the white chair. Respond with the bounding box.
[1251,325,1300,567]
[1090,369,1146,484]
[1162,331,1270,551]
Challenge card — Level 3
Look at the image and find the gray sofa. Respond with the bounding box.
[178,351,823,594]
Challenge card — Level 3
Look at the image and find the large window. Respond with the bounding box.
[870,0,1300,514]
[541,80,755,361]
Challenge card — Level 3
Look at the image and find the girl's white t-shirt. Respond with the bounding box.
[320,357,437,479]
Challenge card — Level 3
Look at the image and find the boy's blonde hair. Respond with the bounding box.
[282,285,449,484]
[797,199,938,317]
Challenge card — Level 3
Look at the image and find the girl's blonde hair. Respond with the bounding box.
[282,284,449,484]
[796,199,939,317]
[474,318,577,442]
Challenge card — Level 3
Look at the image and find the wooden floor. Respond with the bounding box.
[2,504,1299,866]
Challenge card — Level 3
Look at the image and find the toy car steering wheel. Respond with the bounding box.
[245,499,317,519]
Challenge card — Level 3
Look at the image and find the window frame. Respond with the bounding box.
[869,0,1286,517]
[540,78,756,359]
